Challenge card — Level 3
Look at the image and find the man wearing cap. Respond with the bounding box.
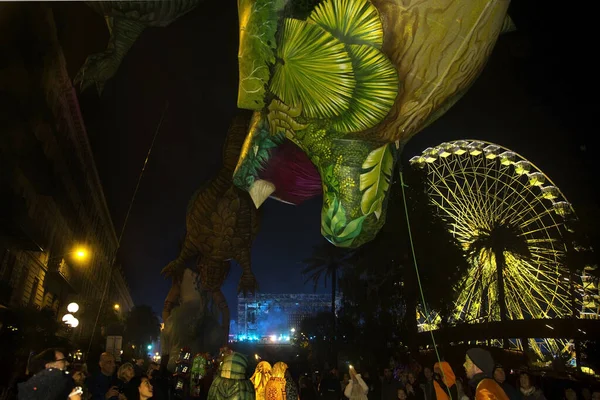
[463,348,509,400]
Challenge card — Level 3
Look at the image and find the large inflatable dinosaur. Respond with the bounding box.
[233,0,513,248]
[162,113,260,341]
[74,0,201,93]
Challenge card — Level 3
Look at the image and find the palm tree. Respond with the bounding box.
[468,221,531,347]
[302,241,352,339]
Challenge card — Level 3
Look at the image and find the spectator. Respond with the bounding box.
[17,367,74,400]
[421,368,435,400]
[382,368,400,400]
[463,348,508,400]
[320,367,342,400]
[518,372,545,400]
[29,348,70,375]
[492,365,519,400]
[344,365,368,400]
[128,376,153,400]
[564,388,578,400]
[299,375,317,400]
[433,362,458,400]
[397,389,408,400]
[117,363,137,400]
[405,373,424,400]
[87,353,125,400]
[133,359,144,378]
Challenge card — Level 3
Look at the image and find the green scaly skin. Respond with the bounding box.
[234,112,394,248]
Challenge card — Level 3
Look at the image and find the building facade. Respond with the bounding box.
[236,293,341,340]
[0,4,132,344]
[110,265,135,314]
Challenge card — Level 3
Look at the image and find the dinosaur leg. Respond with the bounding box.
[211,290,230,344]
[236,248,258,295]
[163,278,181,322]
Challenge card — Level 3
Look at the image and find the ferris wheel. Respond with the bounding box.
[410,140,598,355]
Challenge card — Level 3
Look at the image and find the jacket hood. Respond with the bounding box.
[434,361,456,387]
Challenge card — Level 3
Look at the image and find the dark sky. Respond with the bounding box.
[55,1,598,317]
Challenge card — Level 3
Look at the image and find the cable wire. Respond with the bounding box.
[399,166,451,400]
[86,100,169,357]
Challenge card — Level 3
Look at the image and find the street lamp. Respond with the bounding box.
[113,304,120,311]
[290,328,296,333]
[62,314,75,323]
[62,313,79,328]
[74,247,88,260]
[67,302,79,313]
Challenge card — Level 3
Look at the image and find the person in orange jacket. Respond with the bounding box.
[433,362,458,400]
[463,349,509,400]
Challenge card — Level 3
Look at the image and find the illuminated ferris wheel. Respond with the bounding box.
[410,140,598,355]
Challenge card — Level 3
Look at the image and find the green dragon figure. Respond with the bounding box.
[74,0,201,94]
[162,113,260,341]
[208,352,255,400]
[233,0,513,248]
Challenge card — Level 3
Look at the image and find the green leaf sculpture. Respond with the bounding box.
[322,194,366,247]
[308,0,384,48]
[332,44,398,133]
[270,18,355,119]
[359,144,394,218]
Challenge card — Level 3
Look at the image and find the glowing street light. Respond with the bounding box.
[147,345,152,350]
[113,304,120,311]
[67,302,79,313]
[290,328,296,333]
[74,247,88,261]
[62,313,79,328]
[62,314,75,323]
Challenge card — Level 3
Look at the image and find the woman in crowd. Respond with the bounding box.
[129,376,153,400]
[405,372,424,400]
[519,372,546,400]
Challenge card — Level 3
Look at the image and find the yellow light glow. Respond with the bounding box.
[74,247,88,260]
[114,304,120,310]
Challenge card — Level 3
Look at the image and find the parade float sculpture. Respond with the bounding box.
[233,0,513,248]
[74,0,202,93]
[264,362,288,400]
[208,352,255,400]
[161,267,222,371]
[162,114,260,342]
[251,361,272,400]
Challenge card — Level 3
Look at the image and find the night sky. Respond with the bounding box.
[54,1,598,318]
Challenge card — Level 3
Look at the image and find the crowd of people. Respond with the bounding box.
[17,349,164,400]
[13,346,600,400]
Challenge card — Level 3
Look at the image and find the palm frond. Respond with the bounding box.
[308,0,384,48]
[332,44,398,133]
[270,18,355,118]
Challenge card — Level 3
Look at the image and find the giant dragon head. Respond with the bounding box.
[233,0,510,248]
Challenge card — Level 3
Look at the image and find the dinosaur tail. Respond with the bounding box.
[222,111,252,172]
